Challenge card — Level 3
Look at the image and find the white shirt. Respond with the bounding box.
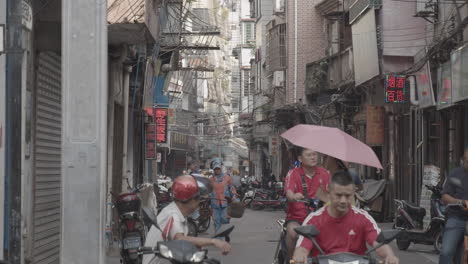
[142,202,189,264]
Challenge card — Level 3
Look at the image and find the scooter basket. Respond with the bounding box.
[227,201,245,218]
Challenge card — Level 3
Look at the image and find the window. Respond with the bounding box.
[243,70,251,96]
[243,23,255,44]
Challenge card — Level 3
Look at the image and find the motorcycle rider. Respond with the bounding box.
[438,149,468,264]
[293,171,399,264]
[210,159,238,232]
[284,147,331,260]
[143,175,231,264]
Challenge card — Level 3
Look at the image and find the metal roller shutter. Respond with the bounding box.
[32,52,62,264]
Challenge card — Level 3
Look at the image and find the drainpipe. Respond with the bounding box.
[122,66,132,190]
[409,75,419,106]
[5,0,24,262]
[294,0,298,103]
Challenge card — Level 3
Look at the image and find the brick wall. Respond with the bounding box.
[285,0,326,104]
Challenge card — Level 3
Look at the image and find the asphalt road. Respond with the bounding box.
[107,208,439,264]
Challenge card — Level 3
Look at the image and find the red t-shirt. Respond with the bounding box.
[297,206,380,256]
[284,166,331,223]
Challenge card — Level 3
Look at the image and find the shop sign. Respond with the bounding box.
[144,123,156,160]
[451,45,468,103]
[385,75,406,103]
[154,108,168,143]
[157,153,162,163]
[22,1,33,31]
[0,25,4,54]
[415,63,436,108]
[269,136,279,156]
[170,132,189,150]
[437,62,453,110]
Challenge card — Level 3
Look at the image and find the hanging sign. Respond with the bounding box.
[154,108,168,143]
[385,75,406,103]
[0,25,4,54]
[144,123,156,160]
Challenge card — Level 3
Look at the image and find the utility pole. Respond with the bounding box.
[0,0,6,259]
[62,0,107,263]
[4,0,24,262]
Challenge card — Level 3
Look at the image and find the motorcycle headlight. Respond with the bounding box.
[329,261,359,264]
[158,244,173,259]
[190,250,207,263]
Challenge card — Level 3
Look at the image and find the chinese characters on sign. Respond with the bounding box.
[385,75,406,103]
[154,108,168,143]
[144,123,156,160]
[269,136,279,156]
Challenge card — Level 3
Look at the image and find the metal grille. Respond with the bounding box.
[32,52,62,264]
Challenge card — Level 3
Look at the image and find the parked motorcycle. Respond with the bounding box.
[355,179,386,222]
[114,185,149,264]
[291,225,401,264]
[139,224,235,264]
[250,184,286,211]
[393,184,445,253]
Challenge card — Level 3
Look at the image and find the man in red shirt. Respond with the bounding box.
[293,171,399,264]
[284,148,331,260]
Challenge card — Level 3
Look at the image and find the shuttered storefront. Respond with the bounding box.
[32,52,62,264]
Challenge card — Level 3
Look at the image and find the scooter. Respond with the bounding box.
[393,184,445,253]
[355,179,386,222]
[250,187,286,211]
[115,184,151,264]
[291,225,401,264]
[272,199,323,264]
[139,223,235,264]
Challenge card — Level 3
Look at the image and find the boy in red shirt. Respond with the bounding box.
[293,171,399,264]
[284,148,331,260]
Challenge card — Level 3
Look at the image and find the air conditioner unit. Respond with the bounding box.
[274,0,285,13]
[273,71,285,87]
[416,0,434,17]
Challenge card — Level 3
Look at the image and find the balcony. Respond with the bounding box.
[305,48,354,95]
[107,0,159,44]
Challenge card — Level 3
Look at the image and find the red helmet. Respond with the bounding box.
[172,175,199,202]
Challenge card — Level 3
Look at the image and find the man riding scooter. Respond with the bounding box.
[438,149,468,264]
[284,147,331,261]
[143,175,231,264]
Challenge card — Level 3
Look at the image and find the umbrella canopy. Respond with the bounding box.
[281,124,383,169]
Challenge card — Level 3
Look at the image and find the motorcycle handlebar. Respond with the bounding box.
[138,246,159,255]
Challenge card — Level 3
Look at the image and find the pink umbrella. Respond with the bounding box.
[281,124,383,169]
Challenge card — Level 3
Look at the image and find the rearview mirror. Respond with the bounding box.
[294,225,320,240]
[376,229,401,244]
[449,177,463,189]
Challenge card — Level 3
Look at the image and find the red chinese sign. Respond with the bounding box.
[154,108,168,143]
[145,123,156,160]
[385,75,406,103]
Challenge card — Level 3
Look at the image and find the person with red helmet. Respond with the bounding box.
[143,175,231,264]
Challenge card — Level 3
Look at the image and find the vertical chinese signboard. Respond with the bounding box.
[155,108,168,143]
[269,136,279,156]
[437,61,452,110]
[145,123,156,160]
[385,75,406,103]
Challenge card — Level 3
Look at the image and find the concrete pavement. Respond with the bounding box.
[106,209,439,264]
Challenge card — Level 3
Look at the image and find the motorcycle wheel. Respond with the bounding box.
[396,238,411,250]
[197,217,211,233]
[188,218,198,237]
[243,198,252,207]
[251,203,264,210]
[434,230,443,253]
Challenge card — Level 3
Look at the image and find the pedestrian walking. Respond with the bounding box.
[209,159,238,232]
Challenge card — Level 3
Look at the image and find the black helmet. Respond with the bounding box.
[193,176,213,197]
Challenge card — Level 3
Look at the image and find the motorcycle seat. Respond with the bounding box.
[402,200,426,217]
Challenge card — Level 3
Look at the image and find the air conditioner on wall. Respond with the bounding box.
[274,0,285,13]
[272,71,285,87]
